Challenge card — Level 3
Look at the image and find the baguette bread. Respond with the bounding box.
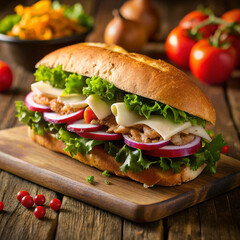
[36,42,216,124]
[31,42,216,186]
[28,128,206,186]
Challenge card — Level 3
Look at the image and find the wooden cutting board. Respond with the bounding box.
[0,126,239,222]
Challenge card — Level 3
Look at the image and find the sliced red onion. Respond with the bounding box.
[67,119,102,133]
[123,134,170,150]
[25,92,51,112]
[143,136,202,158]
[77,130,122,141]
[43,109,84,124]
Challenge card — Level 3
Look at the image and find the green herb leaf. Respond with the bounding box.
[0,14,21,34]
[102,170,110,177]
[87,175,94,183]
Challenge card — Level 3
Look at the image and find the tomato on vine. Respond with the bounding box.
[189,38,237,84]
[179,10,217,38]
[165,26,197,68]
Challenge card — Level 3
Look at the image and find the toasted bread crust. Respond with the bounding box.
[36,42,216,124]
[28,128,206,186]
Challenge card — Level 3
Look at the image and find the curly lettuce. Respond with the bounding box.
[82,76,124,103]
[124,94,206,127]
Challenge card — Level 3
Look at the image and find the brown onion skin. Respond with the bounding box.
[120,0,160,39]
[104,10,148,52]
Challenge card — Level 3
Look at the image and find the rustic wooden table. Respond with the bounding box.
[0,0,240,239]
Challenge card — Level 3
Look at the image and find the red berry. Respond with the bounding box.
[34,194,46,206]
[49,198,61,211]
[221,145,229,154]
[21,195,34,208]
[34,206,45,219]
[17,191,30,202]
[0,201,4,211]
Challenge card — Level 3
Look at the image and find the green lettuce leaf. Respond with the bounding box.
[124,94,206,127]
[0,14,21,34]
[15,101,48,136]
[56,128,103,156]
[34,65,69,89]
[62,74,87,95]
[82,76,124,103]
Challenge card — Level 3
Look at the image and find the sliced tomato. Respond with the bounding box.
[84,106,98,123]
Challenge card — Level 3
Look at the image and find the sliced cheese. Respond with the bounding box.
[85,94,112,120]
[183,125,212,142]
[58,94,88,108]
[111,103,191,140]
[31,81,63,98]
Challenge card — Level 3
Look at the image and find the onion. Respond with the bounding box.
[143,136,202,158]
[120,0,160,39]
[43,109,84,124]
[77,130,122,141]
[123,134,170,150]
[104,9,147,52]
[25,92,51,112]
[67,119,102,133]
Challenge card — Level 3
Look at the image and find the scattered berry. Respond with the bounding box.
[17,191,30,202]
[49,198,61,211]
[221,145,229,154]
[34,206,46,219]
[0,201,4,211]
[21,195,34,208]
[34,194,46,206]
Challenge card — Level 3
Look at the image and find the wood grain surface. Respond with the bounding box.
[0,0,240,239]
[0,126,239,222]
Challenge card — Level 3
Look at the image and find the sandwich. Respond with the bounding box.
[16,42,226,186]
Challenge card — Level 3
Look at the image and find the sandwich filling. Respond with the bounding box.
[16,65,226,174]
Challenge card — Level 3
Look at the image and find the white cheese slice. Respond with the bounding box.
[85,95,112,120]
[183,125,212,142]
[111,103,192,140]
[58,94,88,108]
[31,81,63,98]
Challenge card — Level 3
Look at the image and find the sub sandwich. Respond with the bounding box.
[16,43,225,186]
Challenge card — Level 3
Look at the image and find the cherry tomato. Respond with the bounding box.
[165,26,197,69]
[84,106,98,124]
[221,145,229,153]
[49,198,61,211]
[0,201,4,211]
[21,195,34,208]
[189,39,237,84]
[0,61,13,92]
[17,191,30,202]
[34,206,46,219]
[179,10,217,38]
[34,194,46,206]
[222,9,240,25]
